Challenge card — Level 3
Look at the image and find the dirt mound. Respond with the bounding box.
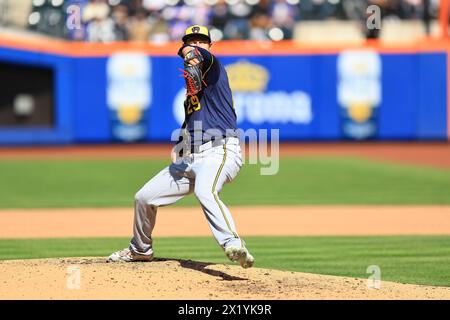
[1,258,449,300]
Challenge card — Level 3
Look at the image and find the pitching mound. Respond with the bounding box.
[1,258,449,300]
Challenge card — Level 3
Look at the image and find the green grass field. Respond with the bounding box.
[1,236,449,287]
[0,157,449,208]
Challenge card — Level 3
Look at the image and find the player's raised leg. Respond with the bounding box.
[108,161,194,262]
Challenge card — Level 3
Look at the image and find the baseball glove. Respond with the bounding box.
[179,48,205,96]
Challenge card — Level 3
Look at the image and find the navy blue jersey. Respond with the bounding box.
[178,46,237,145]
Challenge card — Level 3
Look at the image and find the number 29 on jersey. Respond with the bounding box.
[187,95,201,115]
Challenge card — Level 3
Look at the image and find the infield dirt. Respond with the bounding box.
[1,257,450,300]
[1,142,450,168]
[1,206,450,238]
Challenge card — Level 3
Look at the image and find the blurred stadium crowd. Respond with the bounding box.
[0,0,444,42]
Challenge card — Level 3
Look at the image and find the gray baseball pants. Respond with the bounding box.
[129,137,244,257]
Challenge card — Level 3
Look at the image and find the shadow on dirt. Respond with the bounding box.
[60,256,248,281]
[154,257,248,281]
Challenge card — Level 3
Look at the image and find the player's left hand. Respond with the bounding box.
[182,47,200,66]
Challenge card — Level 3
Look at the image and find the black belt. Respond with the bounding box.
[190,137,233,153]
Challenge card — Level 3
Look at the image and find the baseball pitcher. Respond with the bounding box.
[108,25,254,269]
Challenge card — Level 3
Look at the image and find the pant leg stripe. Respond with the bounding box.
[212,144,239,239]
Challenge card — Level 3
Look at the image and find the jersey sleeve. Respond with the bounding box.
[194,47,213,70]
[195,47,220,85]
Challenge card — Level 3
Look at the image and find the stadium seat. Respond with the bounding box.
[379,19,426,43]
[2,0,33,28]
[293,20,365,45]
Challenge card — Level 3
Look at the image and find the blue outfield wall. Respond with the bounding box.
[378,53,447,140]
[0,46,447,144]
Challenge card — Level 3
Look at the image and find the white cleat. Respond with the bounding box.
[225,246,254,269]
[107,248,153,262]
